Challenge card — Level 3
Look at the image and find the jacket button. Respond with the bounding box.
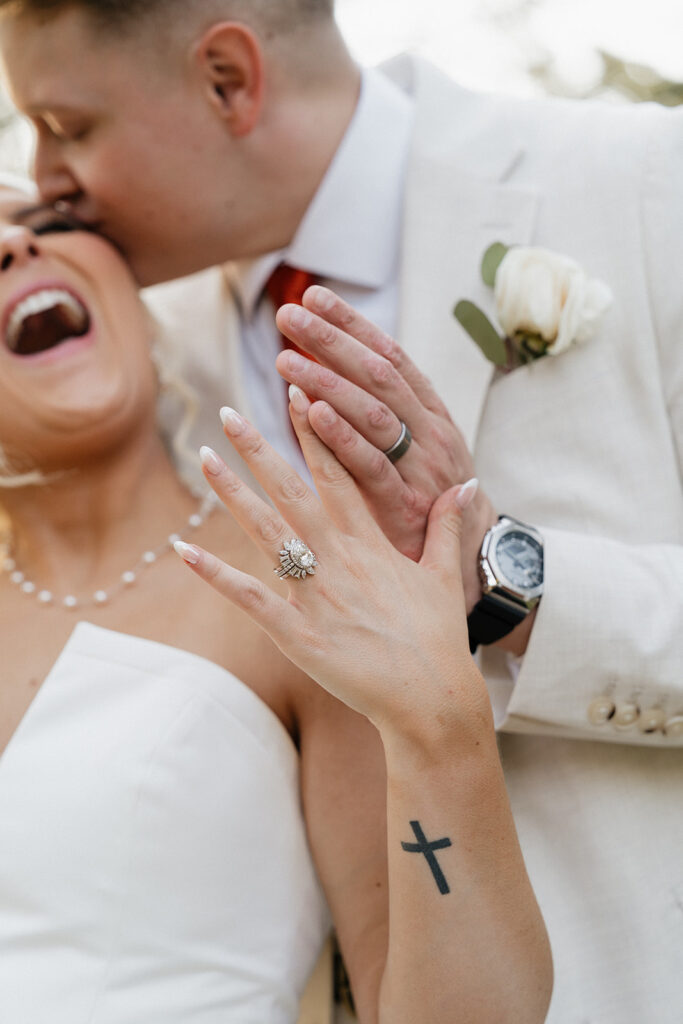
[664,714,683,738]
[613,701,640,729]
[587,696,615,725]
[638,707,666,733]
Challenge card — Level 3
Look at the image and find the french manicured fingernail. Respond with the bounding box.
[174,541,200,565]
[199,445,222,475]
[288,384,309,413]
[219,406,245,435]
[455,477,479,510]
[288,305,313,329]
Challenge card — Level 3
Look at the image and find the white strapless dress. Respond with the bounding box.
[0,622,330,1023]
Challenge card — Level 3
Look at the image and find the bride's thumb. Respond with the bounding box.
[420,478,478,575]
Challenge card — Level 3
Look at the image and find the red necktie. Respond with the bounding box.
[265,264,318,443]
[265,263,318,357]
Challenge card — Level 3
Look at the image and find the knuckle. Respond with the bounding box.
[218,471,243,496]
[336,302,357,332]
[383,337,403,367]
[318,457,350,488]
[313,319,338,350]
[366,401,394,431]
[364,354,394,389]
[402,488,431,523]
[278,472,309,503]
[315,365,339,393]
[242,434,268,460]
[334,419,357,454]
[366,448,392,483]
[255,512,284,544]
[241,577,266,611]
[327,417,356,454]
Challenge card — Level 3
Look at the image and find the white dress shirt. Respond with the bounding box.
[226,67,415,479]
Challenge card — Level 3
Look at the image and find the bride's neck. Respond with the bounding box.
[1,429,199,592]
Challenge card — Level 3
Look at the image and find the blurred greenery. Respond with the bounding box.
[531,50,683,105]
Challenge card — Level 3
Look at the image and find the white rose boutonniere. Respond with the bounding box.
[454,242,613,370]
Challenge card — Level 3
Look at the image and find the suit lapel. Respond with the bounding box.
[387,57,538,449]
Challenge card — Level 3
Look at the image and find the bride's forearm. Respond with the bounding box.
[375,672,553,1024]
[178,413,552,1021]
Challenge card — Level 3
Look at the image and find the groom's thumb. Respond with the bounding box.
[420,478,479,576]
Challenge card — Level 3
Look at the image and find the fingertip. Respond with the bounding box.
[308,400,337,428]
[302,284,335,313]
[275,348,290,376]
[274,303,295,332]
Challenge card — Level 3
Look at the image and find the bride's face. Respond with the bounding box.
[0,186,159,473]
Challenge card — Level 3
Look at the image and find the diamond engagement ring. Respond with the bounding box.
[275,539,318,580]
[383,420,412,463]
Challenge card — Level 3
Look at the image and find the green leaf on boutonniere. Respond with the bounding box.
[453,300,507,366]
[481,242,510,288]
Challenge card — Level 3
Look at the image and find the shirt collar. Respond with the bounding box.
[228,66,415,320]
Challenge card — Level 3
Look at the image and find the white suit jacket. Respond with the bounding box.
[147,57,683,1023]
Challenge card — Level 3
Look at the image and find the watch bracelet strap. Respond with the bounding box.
[468,593,528,654]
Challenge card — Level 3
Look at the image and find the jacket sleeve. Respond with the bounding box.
[487,527,683,744]
[483,103,683,747]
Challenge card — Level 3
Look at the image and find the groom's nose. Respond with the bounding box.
[33,136,83,211]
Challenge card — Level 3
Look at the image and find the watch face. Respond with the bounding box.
[494,530,544,591]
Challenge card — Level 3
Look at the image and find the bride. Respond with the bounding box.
[0,182,552,1023]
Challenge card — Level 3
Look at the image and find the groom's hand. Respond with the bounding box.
[275,286,498,613]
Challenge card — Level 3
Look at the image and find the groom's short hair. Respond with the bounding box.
[0,0,335,34]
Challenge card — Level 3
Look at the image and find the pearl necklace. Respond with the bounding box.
[1,491,218,611]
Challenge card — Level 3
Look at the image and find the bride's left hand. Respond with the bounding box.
[176,388,483,736]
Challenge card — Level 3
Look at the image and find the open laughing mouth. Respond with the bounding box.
[4,288,92,357]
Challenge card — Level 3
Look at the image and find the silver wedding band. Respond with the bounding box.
[383,421,412,463]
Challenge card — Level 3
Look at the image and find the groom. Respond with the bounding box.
[1,2,681,1021]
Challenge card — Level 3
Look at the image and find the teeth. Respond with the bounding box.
[6,289,89,351]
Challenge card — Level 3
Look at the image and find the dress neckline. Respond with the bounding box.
[1,621,298,770]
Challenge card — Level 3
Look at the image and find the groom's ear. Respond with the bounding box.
[194,23,265,137]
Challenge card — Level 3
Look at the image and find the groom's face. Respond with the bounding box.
[0,8,252,285]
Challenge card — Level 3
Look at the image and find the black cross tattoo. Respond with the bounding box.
[401,820,452,895]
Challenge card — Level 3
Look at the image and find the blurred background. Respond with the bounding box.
[338,0,683,102]
[1,0,683,174]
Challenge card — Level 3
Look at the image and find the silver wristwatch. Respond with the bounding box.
[467,516,544,653]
